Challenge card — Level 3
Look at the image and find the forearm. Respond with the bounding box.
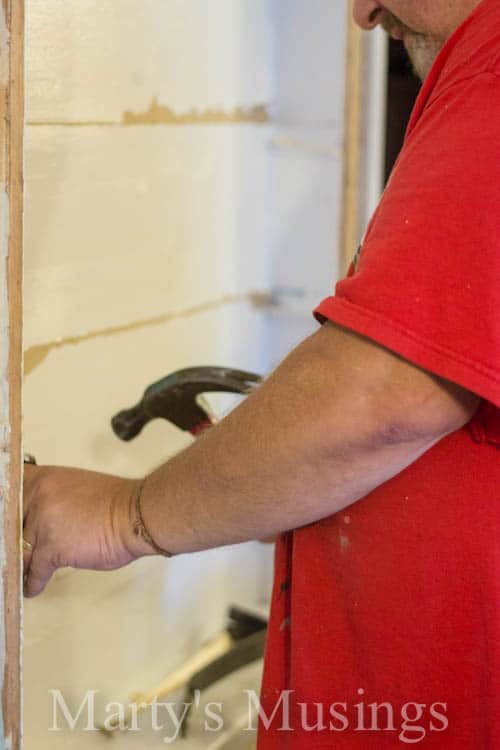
[22,323,478,597]
[136,325,470,556]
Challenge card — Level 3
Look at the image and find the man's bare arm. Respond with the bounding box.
[23,322,479,595]
[135,322,478,553]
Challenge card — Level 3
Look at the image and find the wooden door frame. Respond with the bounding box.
[340,4,387,275]
[0,0,24,747]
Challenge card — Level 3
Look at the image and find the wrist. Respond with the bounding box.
[125,478,173,559]
[118,479,154,560]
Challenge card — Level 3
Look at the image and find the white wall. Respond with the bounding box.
[265,0,348,361]
[23,2,348,748]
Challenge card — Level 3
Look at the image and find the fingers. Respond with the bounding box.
[22,512,36,595]
[24,551,56,598]
[22,537,34,576]
[23,486,35,584]
[22,465,70,597]
[22,464,54,596]
[23,524,57,599]
[22,465,68,597]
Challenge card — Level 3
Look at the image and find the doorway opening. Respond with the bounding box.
[384,38,421,181]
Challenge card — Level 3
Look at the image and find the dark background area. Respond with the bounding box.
[385,38,421,181]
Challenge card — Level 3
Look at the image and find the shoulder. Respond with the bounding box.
[416,1,500,118]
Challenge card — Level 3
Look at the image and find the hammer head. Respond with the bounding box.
[112,366,261,441]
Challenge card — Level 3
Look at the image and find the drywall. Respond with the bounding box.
[23,2,348,747]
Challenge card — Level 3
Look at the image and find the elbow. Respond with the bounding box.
[378,380,481,447]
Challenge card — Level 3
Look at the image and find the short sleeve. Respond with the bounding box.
[315,72,500,407]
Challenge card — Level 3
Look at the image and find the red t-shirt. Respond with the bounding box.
[259,1,500,747]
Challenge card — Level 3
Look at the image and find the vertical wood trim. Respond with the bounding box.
[340,2,365,276]
[357,28,388,231]
[0,0,24,747]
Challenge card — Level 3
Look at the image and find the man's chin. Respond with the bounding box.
[404,35,443,81]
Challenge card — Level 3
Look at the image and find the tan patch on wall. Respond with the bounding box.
[27,99,270,127]
[24,291,273,375]
[122,98,269,125]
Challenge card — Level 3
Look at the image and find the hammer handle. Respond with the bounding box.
[102,632,233,732]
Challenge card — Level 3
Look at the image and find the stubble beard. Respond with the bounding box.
[404,34,444,81]
[382,12,445,81]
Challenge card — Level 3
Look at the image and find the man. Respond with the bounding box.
[23,0,499,746]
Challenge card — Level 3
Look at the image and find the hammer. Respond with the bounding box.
[111,366,262,440]
[106,366,267,737]
[99,606,267,735]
